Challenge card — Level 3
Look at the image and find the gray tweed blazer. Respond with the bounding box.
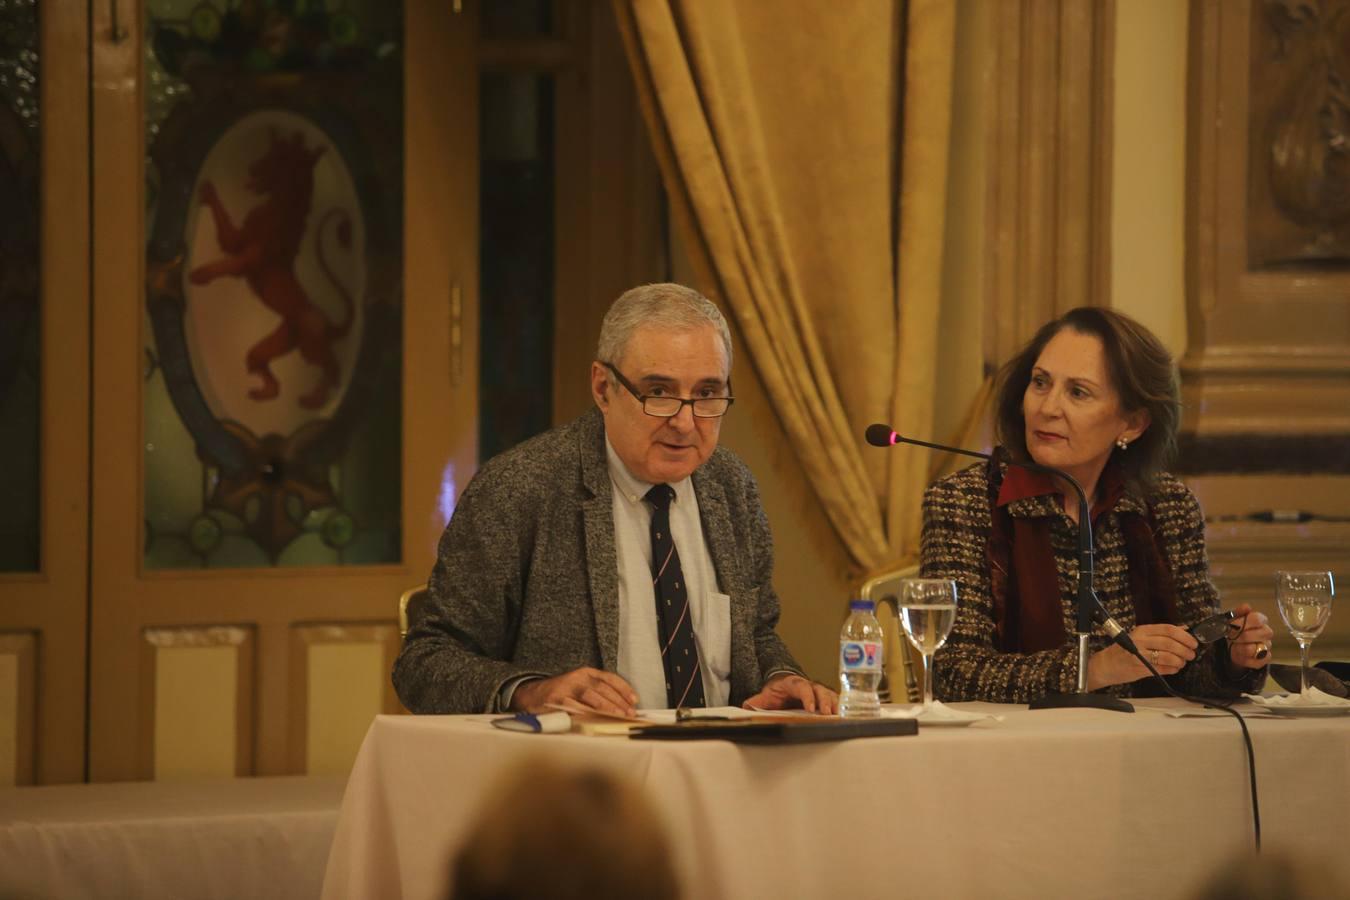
[392,408,805,714]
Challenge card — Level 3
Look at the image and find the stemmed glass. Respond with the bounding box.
[1275,571,1335,699]
[897,578,958,711]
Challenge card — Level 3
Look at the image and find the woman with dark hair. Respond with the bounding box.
[920,307,1274,703]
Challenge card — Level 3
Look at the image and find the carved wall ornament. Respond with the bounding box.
[1249,0,1350,267]
[1185,0,1350,482]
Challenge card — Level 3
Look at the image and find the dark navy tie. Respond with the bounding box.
[645,484,706,708]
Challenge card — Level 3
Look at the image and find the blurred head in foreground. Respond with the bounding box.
[449,758,681,900]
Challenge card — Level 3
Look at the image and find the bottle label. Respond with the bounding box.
[840,640,882,672]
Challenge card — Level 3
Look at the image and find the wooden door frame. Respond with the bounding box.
[88,2,477,781]
[0,1,91,786]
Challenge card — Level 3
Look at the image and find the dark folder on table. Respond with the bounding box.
[630,716,917,744]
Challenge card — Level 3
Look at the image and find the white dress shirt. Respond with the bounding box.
[607,439,732,709]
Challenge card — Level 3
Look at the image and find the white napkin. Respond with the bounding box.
[880,700,1004,723]
[1243,686,1350,708]
[1130,701,1280,719]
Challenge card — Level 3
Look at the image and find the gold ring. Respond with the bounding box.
[1150,649,1158,665]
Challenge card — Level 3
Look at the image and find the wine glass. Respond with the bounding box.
[1275,571,1335,699]
[897,578,958,711]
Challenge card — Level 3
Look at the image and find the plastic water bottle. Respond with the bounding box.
[839,599,883,718]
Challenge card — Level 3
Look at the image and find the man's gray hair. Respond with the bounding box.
[597,283,733,370]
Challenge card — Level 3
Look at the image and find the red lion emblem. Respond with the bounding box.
[189,127,354,410]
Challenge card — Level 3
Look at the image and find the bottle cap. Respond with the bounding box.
[849,599,875,611]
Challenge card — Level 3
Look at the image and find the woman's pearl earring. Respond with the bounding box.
[1115,437,1129,450]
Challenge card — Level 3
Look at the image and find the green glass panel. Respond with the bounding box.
[142,0,404,569]
[479,72,554,462]
[481,0,553,39]
[277,532,339,568]
[0,0,41,573]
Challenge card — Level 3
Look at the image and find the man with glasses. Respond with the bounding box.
[394,283,837,716]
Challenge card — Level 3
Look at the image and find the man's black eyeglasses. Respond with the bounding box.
[603,362,735,419]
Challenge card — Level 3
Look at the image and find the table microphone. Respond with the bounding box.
[865,423,1135,712]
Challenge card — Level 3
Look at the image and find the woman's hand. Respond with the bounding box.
[1086,623,1198,690]
[1225,603,1275,672]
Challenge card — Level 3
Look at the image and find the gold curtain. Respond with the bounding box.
[613,0,957,571]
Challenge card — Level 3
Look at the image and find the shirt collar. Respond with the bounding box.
[995,459,1147,520]
[604,437,692,505]
[995,464,1057,507]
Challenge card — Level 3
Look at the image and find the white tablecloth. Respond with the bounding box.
[0,776,345,900]
[322,701,1350,900]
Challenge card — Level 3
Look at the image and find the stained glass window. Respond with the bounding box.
[479,71,555,463]
[482,0,553,39]
[142,0,404,568]
[0,0,41,573]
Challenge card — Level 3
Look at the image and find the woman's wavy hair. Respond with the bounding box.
[993,306,1181,491]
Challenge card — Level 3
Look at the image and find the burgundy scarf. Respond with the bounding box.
[984,454,1181,654]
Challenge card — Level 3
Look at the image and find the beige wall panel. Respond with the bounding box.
[0,633,36,786]
[1188,475,1350,523]
[153,646,237,781]
[1110,0,1188,354]
[307,642,385,776]
[289,624,401,776]
[141,626,254,781]
[0,652,18,786]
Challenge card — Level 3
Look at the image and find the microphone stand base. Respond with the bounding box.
[1029,692,1134,713]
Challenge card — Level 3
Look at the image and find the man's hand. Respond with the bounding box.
[510,667,639,717]
[742,672,838,715]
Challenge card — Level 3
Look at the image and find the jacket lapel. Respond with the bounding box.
[692,472,753,698]
[579,411,620,671]
[694,476,742,592]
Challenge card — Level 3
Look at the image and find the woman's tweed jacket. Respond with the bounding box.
[919,460,1266,703]
[393,408,805,713]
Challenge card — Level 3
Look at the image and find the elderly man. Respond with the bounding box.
[394,283,836,715]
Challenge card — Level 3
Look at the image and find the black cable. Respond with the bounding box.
[1211,510,1350,524]
[1114,633,1261,851]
